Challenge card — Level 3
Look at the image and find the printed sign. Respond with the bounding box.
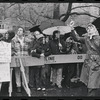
[0,63,10,82]
[0,42,11,62]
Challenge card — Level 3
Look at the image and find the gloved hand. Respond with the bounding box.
[40,53,44,57]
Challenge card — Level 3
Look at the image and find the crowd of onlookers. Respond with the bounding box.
[0,16,100,97]
[0,17,99,97]
[10,26,86,93]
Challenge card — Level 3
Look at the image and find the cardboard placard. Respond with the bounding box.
[0,63,10,82]
[0,42,11,62]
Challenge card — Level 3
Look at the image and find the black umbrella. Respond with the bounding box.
[74,26,87,36]
[29,25,46,37]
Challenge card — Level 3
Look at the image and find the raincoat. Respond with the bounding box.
[71,30,100,89]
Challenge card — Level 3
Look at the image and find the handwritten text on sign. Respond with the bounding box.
[0,42,11,62]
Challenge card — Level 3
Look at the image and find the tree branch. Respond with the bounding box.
[14,14,35,25]
[30,7,53,19]
[61,3,72,22]
[71,5,100,10]
[5,3,16,11]
[70,12,98,18]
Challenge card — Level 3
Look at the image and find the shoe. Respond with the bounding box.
[42,88,46,91]
[37,87,41,91]
[57,85,62,88]
[17,87,21,93]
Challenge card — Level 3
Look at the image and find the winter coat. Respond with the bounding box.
[71,30,100,89]
[49,39,66,68]
[12,35,31,56]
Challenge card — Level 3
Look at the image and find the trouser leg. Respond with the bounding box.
[24,67,29,84]
[50,67,53,83]
[52,68,57,85]
[62,65,69,86]
[35,67,41,88]
[41,66,46,88]
[29,67,36,87]
[46,65,51,86]
[56,68,62,87]
[15,67,21,87]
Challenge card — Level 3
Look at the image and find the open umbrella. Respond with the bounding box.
[74,26,87,36]
[0,29,8,34]
[29,19,68,36]
[42,26,71,35]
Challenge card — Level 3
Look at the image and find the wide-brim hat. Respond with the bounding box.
[29,25,46,37]
[29,25,41,32]
[92,17,100,34]
[74,26,87,36]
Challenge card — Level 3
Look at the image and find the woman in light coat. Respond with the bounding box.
[69,18,100,96]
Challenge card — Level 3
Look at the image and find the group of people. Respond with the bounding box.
[0,17,100,96]
[11,25,84,93]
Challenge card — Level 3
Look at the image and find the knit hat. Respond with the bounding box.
[34,31,44,40]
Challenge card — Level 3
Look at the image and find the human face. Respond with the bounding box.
[5,33,9,40]
[55,32,60,39]
[17,28,24,36]
[86,24,98,36]
[34,31,40,39]
[45,36,49,43]
[65,37,73,51]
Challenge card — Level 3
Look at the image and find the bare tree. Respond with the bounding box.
[60,3,100,22]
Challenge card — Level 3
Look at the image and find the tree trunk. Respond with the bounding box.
[53,3,60,19]
[61,3,72,22]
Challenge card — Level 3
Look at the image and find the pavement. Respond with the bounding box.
[0,81,88,97]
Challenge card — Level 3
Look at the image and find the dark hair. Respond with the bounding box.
[6,30,15,42]
[0,33,3,40]
[18,26,25,33]
[52,30,60,40]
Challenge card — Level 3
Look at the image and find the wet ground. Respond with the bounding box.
[0,81,88,97]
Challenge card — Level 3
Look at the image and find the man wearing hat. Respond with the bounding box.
[70,18,100,96]
[29,26,51,90]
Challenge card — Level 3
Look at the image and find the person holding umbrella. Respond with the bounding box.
[49,30,66,88]
[70,18,100,96]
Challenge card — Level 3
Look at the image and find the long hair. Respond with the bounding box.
[5,30,15,42]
